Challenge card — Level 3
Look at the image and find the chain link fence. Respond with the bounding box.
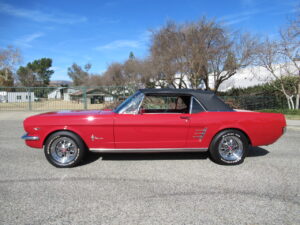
[0,86,288,111]
[0,86,137,111]
[220,95,287,110]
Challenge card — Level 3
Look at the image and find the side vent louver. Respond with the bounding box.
[193,128,207,142]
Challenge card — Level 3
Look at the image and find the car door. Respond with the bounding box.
[185,97,208,148]
[114,95,190,149]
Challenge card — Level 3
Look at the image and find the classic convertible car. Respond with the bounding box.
[22,89,286,167]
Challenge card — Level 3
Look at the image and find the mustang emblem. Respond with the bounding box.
[91,134,104,141]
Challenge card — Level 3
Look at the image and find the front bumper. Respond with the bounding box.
[21,133,40,141]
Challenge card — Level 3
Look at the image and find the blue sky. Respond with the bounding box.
[0,0,299,81]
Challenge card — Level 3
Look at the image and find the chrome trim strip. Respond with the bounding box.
[89,148,208,153]
[21,133,40,141]
[189,96,193,114]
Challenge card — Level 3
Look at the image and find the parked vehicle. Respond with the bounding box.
[22,89,286,167]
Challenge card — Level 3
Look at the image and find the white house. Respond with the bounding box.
[0,91,35,103]
[47,88,77,101]
[159,62,299,92]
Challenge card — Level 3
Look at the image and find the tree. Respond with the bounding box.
[255,13,300,109]
[279,14,300,109]
[68,63,91,86]
[0,69,14,86]
[149,18,257,91]
[28,58,54,86]
[16,58,54,87]
[0,45,21,86]
[150,22,187,88]
[129,51,135,60]
[16,66,36,86]
[101,63,125,86]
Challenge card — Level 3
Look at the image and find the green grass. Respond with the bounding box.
[257,109,300,120]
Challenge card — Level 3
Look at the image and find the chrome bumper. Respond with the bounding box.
[283,127,287,134]
[21,133,40,141]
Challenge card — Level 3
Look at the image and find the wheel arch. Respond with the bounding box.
[210,128,252,146]
[43,129,88,149]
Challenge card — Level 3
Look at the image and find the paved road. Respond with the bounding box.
[0,114,299,225]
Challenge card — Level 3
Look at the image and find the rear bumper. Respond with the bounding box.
[21,133,40,141]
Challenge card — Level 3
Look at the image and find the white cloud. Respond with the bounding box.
[14,32,44,48]
[95,40,141,50]
[0,2,87,24]
[219,9,266,26]
[95,30,151,51]
[222,17,250,26]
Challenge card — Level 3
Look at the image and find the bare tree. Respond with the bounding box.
[149,18,257,91]
[256,38,298,109]
[0,46,21,86]
[255,12,300,109]
[123,55,143,85]
[150,22,188,88]
[279,14,300,109]
[101,63,125,86]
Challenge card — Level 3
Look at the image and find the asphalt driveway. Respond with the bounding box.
[0,112,299,225]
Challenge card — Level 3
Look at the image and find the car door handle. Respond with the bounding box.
[180,116,190,120]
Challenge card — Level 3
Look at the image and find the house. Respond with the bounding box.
[0,91,35,103]
[158,62,300,92]
[214,62,299,92]
[47,87,77,101]
[70,88,117,104]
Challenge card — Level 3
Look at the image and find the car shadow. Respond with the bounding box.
[79,146,269,166]
[247,146,269,157]
[82,151,209,163]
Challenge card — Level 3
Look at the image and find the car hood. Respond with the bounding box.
[36,109,115,117]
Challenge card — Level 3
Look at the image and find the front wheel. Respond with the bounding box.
[209,129,249,165]
[44,131,86,168]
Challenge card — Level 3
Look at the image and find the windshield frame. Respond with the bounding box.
[114,91,144,114]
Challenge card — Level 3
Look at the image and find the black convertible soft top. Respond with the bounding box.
[139,88,233,112]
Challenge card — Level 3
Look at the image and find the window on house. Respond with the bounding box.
[17,96,22,100]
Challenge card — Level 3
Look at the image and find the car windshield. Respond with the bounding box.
[114,91,144,114]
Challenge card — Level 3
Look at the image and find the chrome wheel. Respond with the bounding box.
[50,137,78,164]
[218,135,244,162]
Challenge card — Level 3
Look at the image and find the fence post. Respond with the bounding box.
[28,88,32,111]
[83,87,87,110]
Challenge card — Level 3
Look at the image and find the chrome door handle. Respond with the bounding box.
[180,116,190,120]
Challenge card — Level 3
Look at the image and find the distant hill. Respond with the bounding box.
[49,80,73,87]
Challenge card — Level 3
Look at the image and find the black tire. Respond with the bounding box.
[209,129,249,165]
[44,131,86,168]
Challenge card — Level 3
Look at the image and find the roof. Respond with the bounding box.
[139,88,233,112]
[70,88,100,96]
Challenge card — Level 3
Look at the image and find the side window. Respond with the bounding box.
[141,95,189,113]
[191,97,205,114]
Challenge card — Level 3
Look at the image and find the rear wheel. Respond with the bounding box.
[209,129,248,165]
[44,131,85,168]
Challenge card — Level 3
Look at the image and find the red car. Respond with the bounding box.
[22,89,286,167]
